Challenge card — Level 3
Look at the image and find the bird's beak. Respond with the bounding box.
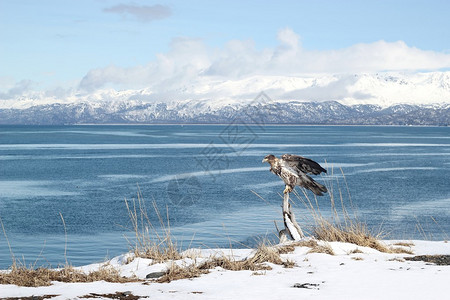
[262,158,267,163]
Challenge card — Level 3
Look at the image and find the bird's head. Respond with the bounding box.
[262,154,276,163]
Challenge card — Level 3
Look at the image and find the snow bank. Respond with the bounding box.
[1,240,448,300]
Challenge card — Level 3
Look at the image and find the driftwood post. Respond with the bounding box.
[279,192,304,242]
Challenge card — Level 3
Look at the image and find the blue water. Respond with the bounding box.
[0,125,449,269]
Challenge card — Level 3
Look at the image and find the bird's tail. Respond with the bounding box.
[310,181,327,196]
[300,174,328,196]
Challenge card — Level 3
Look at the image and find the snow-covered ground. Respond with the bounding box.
[1,240,448,300]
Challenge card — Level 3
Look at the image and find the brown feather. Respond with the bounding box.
[281,154,327,175]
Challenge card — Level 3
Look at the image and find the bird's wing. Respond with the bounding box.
[281,154,327,175]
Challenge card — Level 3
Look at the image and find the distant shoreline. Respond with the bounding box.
[1,123,448,127]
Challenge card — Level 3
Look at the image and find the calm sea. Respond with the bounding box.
[0,125,449,269]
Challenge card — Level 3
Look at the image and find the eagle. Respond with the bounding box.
[262,154,327,196]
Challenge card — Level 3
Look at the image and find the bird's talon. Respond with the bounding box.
[283,186,292,194]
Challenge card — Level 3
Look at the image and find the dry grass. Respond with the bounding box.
[312,217,390,252]
[390,242,415,253]
[276,240,319,254]
[195,242,296,275]
[389,247,414,255]
[307,243,335,255]
[251,271,267,276]
[199,255,272,272]
[388,257,405,262]
[393,242,415,247]
[250,244,284,265]
[0,264,137,287]
[157,263,209,283]
[251,242,298,268]
[287,169,403,254]
[312,215,416,254]
[348,248,364,254]
[124,191,181,263]
[311,218,413,254]
[282,259,296,268]
[251,243,299,268]
[275,244,296,254]
[154,250,274,283]
[351,257,364,261]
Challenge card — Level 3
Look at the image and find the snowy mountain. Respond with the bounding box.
[0,72,449,125]
[0,99,449,125]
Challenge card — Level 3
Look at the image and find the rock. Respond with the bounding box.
[146,271,167,279]
[292,283,320,289]
[404,255,450,265]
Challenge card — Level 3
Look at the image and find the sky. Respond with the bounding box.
[1,0,450,104]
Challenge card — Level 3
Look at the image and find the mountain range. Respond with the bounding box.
[0,99,448,126]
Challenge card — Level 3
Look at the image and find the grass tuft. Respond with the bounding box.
[287,168,403,254]
[199,255,272,272]
[351,257,364,261]
[393,242,415,247]
[196,241,296,275]
[307,243,335,255]
[276,240,319,254]
[389,247,414,255]
[250,244,284,265]
[348,248,364,254]
[0,264,137,287]
[124,190,181,263]
[157,263,209,283]
[312,217,390,253]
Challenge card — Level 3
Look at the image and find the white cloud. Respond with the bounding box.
[0,80,34,100]
[277,27,301,50]
[79,37,210,92]
[103,3,171,22]
[78,28,450,93]
[281,76,371,101]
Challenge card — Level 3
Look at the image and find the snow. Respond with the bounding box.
[1,240,448,300]
[1,72,450,110]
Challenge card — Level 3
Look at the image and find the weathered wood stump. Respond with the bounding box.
[279,192,304,241]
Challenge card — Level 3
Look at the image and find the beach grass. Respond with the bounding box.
[123,190,181,263]
[288,168,413,254]
[0,262,138,287]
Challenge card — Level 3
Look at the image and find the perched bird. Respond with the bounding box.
[262,154,327,195]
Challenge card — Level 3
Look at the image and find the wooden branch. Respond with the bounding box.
[281,192,304,241]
